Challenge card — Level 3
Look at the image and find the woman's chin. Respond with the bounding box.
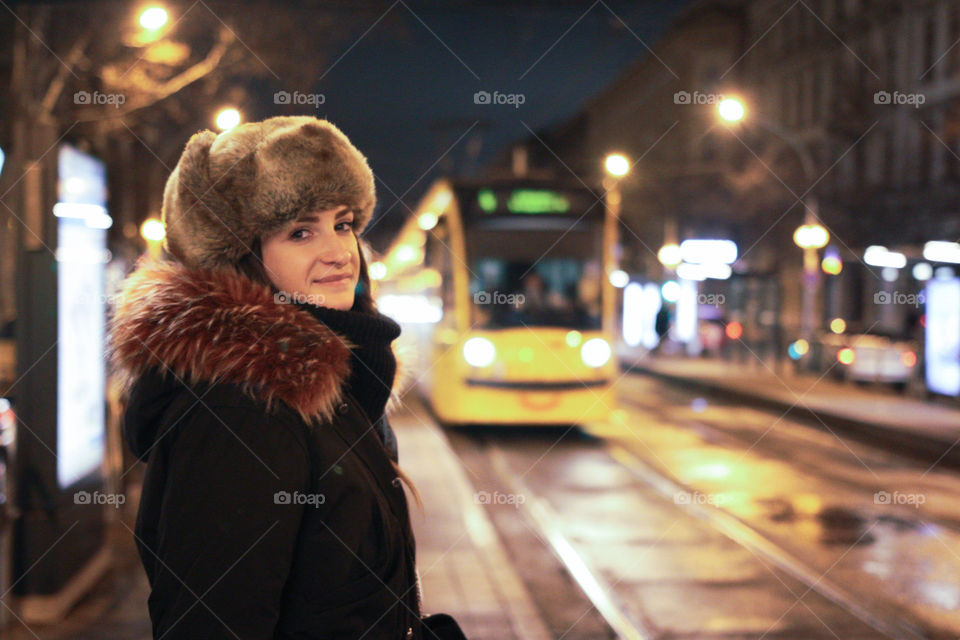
[309,286,353,310]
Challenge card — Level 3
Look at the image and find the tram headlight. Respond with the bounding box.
[463,337,496,367]
[580,338,611,368]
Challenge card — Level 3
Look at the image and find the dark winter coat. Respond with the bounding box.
[109,259,423,640]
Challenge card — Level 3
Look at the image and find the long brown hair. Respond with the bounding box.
[235,233,421,508]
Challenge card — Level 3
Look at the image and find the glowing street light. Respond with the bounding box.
[719,94,828,346]
[139,6,169,30]
[604,153,630,177]
[602,152,630,336]
[140,218,165,242]
[140,217,165,259]
[215,107,242,131]
[658,243,682,267]
[793,223,829,249]
[717,97,745,123]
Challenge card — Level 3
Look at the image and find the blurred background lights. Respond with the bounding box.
[395,245,417,263]
[864,245,906,269]
[661,280,681,302]
[830,317,846,334]
[675,262,705,281]
[923,240,960,264]
[369,261,387,280]
[679,238,738,264]
[788,338,810,360]
[725,321,743,340]
[912,262,933,281]
[934,265,955,280]
[608,269,629,288]
[821,246,842,275]
[657,243,682,267]
[837,347,856,365]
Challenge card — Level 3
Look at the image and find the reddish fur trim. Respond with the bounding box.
[108,258,358,426]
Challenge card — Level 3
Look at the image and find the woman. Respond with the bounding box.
[109,116,425,639]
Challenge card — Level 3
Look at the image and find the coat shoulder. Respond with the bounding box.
[166,377,315,463]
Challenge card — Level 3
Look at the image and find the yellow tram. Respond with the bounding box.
[375,178,617,425]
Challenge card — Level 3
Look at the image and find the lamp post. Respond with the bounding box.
[603,152,629,337]
[718,97,829,348]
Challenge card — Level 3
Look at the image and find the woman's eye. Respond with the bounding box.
[336,220,355,232]
[290,228,311,240]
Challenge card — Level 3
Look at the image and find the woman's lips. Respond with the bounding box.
[313,274,351,285]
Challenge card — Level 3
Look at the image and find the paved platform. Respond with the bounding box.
[394,397,552,640]
[624,354,960,470]
[3,401,550,639]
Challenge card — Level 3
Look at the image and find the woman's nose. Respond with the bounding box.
[317,237,350,265]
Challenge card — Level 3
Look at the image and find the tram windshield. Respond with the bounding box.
[466,221,603,330]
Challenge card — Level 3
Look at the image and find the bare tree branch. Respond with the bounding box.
[70,26,236,123]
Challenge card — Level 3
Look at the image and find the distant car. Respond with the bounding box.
[819,332,918,386]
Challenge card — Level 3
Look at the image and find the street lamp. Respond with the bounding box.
[657,243,682,268]
[215,107,242,131]
[604,152,630,177]
[128,5,170,46]
[717,96,826,347]
[139,6,169,30]
[140,217,165,259]
[717,97,746,123]
[603,152,630,337]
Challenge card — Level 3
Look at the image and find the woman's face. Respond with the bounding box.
[261,205,361,311]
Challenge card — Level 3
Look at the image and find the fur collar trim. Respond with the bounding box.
[108,258,390,426]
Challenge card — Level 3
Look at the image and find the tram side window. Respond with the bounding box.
[424,220,455,315]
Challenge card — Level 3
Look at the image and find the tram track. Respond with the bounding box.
[446,423,918,639]
[617,392,960,535]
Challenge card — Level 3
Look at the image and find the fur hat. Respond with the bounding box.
[161,116,376,270]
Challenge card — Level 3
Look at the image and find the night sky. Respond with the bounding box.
[298,0,690,247]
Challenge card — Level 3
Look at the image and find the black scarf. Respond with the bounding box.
[293,300,402,427]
